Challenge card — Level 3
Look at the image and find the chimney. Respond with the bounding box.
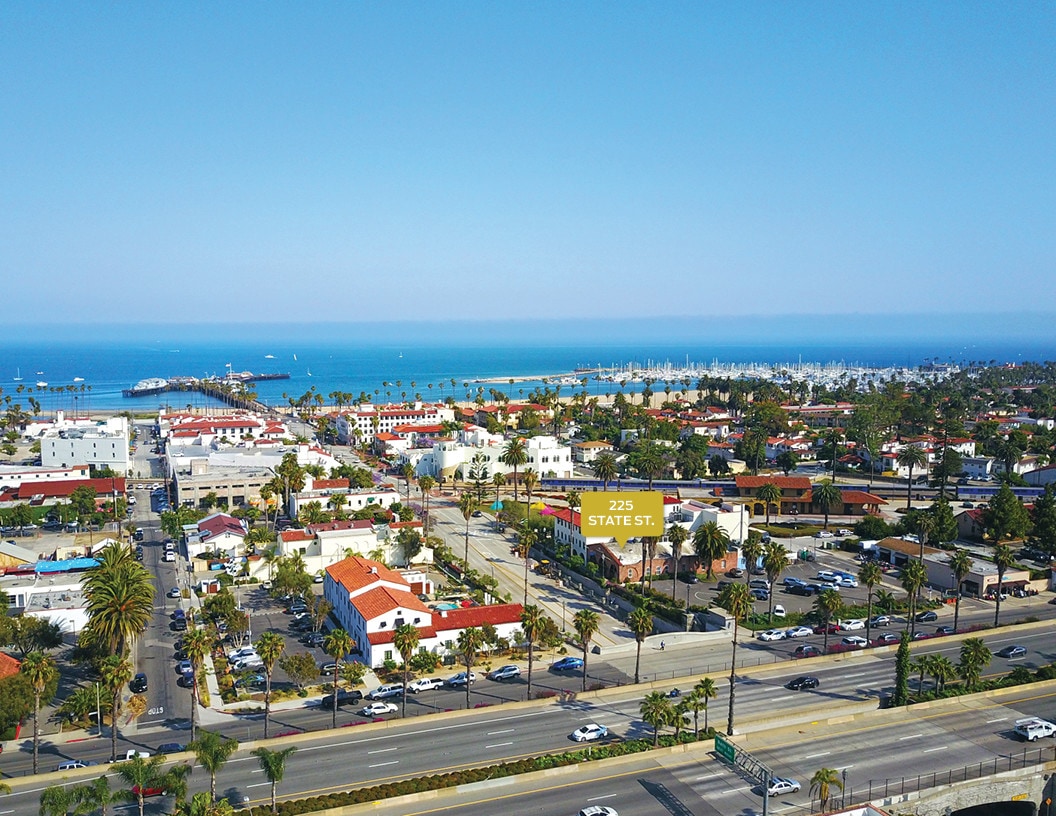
[439,609,447,618]
[369,566,377,574]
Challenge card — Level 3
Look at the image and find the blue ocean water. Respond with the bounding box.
[2,318,1054,414]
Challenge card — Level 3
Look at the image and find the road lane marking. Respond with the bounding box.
[834,765,854,771]
[247,782,273,789]
[485,742,513,748]
[898,734,922,741]
[768,695,793,702]
[368,760,399,768]
[487,729,515,735]
[587,794,619,802]
[368,747,398,754]
[842,672,866,678]
[923,746,947,753]
[986,718,1007,723]
[804,751,830,759]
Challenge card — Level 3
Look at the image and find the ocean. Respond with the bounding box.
[2,317,1055,414]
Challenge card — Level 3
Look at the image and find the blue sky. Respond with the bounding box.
[1,3,1053,326]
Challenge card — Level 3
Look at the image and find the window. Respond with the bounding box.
[384,649,392,661]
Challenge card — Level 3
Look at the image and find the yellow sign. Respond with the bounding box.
[580,492,665,546]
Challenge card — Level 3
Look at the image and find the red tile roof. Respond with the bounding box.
[198,513,246,540]
[326,556,408,595]
[311,478,350,489]
[551,508,581,526]
[8,476,127,501]
[368,626,438,645]
[0,652,20,680]
[736,476,811,490]
[354,585,431,620]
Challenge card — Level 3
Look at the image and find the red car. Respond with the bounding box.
[131,786,165,798]
[813,623,840,635]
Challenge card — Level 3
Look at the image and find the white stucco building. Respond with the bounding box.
[423,434,573,482]
[38,415,130,473]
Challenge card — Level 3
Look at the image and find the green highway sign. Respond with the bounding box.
[714,734,736,762]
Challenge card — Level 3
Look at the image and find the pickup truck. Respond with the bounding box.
[1013,717,1056,741]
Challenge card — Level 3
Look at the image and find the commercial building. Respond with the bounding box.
[38,415,130,473]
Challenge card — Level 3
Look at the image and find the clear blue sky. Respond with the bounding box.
[2,3,1053,325]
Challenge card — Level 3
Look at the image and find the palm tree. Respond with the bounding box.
[930,654,957,693]
[251,746,296,815]
[491,472,506,510]
[762,541,788,622]
[947,548,972,633]
[190,730,239,802]
[456,626,485,709]
[666,524,690,599]
[99,655,132,762]
[82,543,155,656]
[593,452,618,490]
[499,437,528,502]
[900,559,928,636]
[858,561,883,643]
[161,763,192,812]
[813,589,843,654]
[897,445,928,510]
[740,532,764,585]
[182,628,211,742]
[992,541,1016,627]
[640,690,673,746]
[255,631,286,738]
[400,462,415,497]
[457,491,475,567]
[911,655,930,695]
[812,479,842,530]
[392,624,420,717]
[756,482,782,527]
[22,651,57,774]
[627,606,653,684]
[716,582,752,735]
[322,629,355,727]
[520,605,545,698]
[958,637,991,691]
[39,785,77,816]
[522,467,539,513]
[110,754,168,816]
[572,609,600,692]
[75,774,130,816]
[417,475,435,534]
[692,522,730,579]
[809,767,844,812]
[689,676,718,736]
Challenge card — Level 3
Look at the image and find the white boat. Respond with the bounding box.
[264,354,275,359]
[73,377,84,382]
[37,381,48,388]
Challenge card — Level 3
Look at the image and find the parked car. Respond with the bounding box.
[749,579,768,589]
[366,683,405,699]
[358,702,398,717]
[570,723,609,742]
[487,665,522,681]
[551,656,585,672]
[869,615,893,627]
[320,689,363,707]
[914,610,938,623]
[785,626,813,639]
[785,676,819,690]
[447,671,478,687]
[726,568,744,578]
[129,673,148,693]
[841,636,869,648]
[787,584,816,597]
[772,604,786,617]
[839,619,865,631]
[407,677,445,693]
[794,644,821,658]
[836,529,853,537]
[835,575,859,588]
[750,588,769,601]
[996,644,1027,659]
[758,629,786,642]
[302,633,325,647]
[167,587,181,598]
[874,632,900,645]
[783,577,805,588]
[813,531,834,539]
[813,623,839,635]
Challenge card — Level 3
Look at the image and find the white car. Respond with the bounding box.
[816,570,838,582]
[571,723,609,742]
[579,808,618,816]
[767,777,801,796]
[836,529,853,537]
[447,671,478,687]
[772,604,786,617]
[839,619,866,631]
[757,629,786,642]
[366,683,404,699]
[835,575,859,588]
[841,635,869,648]
[785,626,813,639]
[359,702,398,717]
[814,531,834,539]
[406,677,444,693]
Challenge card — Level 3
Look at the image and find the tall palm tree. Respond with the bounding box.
[400,462,415,497]
[39,785,77,816]
[82,543,155,657]
[639,690,673,746]
[900,559,928,636]
[182,628,212,743]
[897,445,928,510]
[813,589,843,654]
[692,522,730,578]
[110,754,168,816]
[692,676,718,734]
[716,582,752,735]
[491,472,505,511]
[809,767,844,812]
[22,651,57,774]
[522,468,539,514]
[627,606,653,685]
[762,541,788,622]
[812,479,842,531]
[948,548,972,632]
[190,730,239,802]
[75,774,130,816]
[572,609,600,692]
[755,482,782,527]
[740,532,764,585]
[255,632,286,738]
[456,626,485,709]
[666,524,689,599]
[417,475,435,534]
[251,746,296,815]
[499,438,528,502]
[322,629,355,728]
[99,655,132,762]
[392,624,420,717]
[858,561,883,643]
[520,605,545,698]
[958,637,991,691]
[457,491,475,567]
[593,452,618,491]
[992,542,1015,627]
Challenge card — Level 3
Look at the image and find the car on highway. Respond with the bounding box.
[487,665,522,681]
[912,631,932,641]
[551,656,585,672]
[570,723,609,742]
[448,671,478,687]
[157,742,185,754]
[935,625,956,636]
[767,777,802,796]
[785,625,813,639]
[172,608,186,620]
[366,683,404,699]
[167,586,181,598]
[163,551,176,562]
[839,619,865,631]
[996,645,1027,659]
[175,660,192,674]
[785,676,819,690]
[873,632,900,645]
[869,615,893,627]
[129,673,148,693]
[56,760,96,771]
[358,702,398,717]
[793,644,821,658]
[914,610,938,623]
[131,785,166,798]
[579,808,618,816]
[841,636,869,648]
[407,677,445,693]
[758,629,786,642]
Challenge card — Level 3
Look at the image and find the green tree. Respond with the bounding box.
[858,561,883,644]
[688,676,717,735]
[893,630,911,706]
[897,445,928,510]
[457,491,475,567]
[692,522,730,578]
[520,605,545,698]
[456,626,485,709]
[251,746,296,815]
[928,496,958,544]
[809,767,844,812]
[716,581,752,735]
[99,655,132,762]
[22,651,58,774]
[958,637,991,691]
[775,450,798,476]
[82,542,155,656]
[499,438,528,502]
[629,441,667,488]
[639,690,673,746]
[322,629,355,726]
[392,624,420,718]
[900,559,928,636]
[930,654,957,693]
[593,452,618,491]
[812,479,842,530]
[1028,484,1056,558]
[762,540,788,622]
[190,730,239,802]
[279,652,319,691]
[572,609,600,692]
[948,548,972,633]
[255,631,286,738]
[813,588,842,654]
[74,774,131,816]
[756,482,782,527]
[182,628,211,743]
[39,784,78,816]
[983,482,1032,544]
[740,531,764,586]
[666,523,690,599]
[627,606,653,685]
[110,754,168,816]
[992,542,1016,627]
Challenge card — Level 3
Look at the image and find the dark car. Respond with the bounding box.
[787,584,816,597]
[550,656,585,672]
[750,588,769,601]
[157,743,185,754]
[320,689,363,707]
[785,676,820,690]
[726,568,744,578]
[914,610,938,623]
[172,618,187,632]
[873,632,900,645]
[129,673,148,693]
[996,645,1027,659]
[935,625,956,636]
[793,644,821,658]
